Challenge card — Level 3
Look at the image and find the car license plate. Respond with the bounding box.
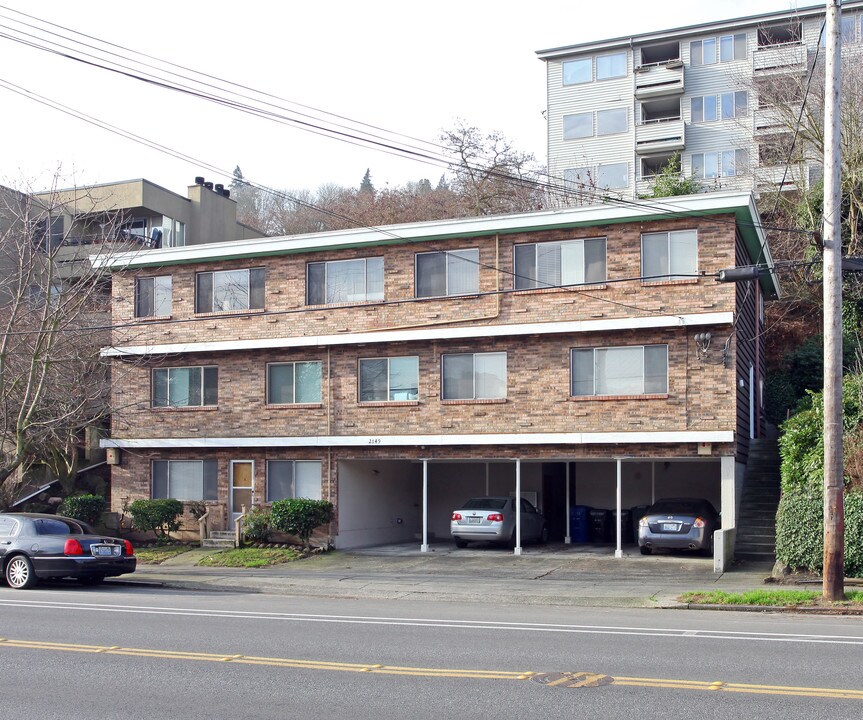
[467,516,482,524]
[91,544,120,557]
[661,523,679,532]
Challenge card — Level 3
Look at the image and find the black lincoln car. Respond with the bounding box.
[0,513,136,589]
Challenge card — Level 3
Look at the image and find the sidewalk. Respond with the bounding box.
[122,543,777,608]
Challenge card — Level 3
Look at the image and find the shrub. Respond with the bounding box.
[270,498,334,547]
[58,494,105,526]
[128,499,184,542]
[243,507,272,543]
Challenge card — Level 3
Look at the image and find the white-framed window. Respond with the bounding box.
[642,229,698,280]
[691,92,747,122]
[571,345,668,396]
[596,51,627,79]
[359,356,419,402]
[195,268,265,313]
[563,112,593,140]
[120,217,149,243]
[597,108,628,136]
[306,257,384,305]
[514,238,606,289]
[267,362,322,404]
[597,162,628,189]
[691,33,746,65]
[562,57,592,85]
[415,249,479,297]
[266,460,323,501]
[563,167,592,189]
[135,276,172,317]
[442,352,506,400]
[152,366,218,407]
[692,149,748,179]
[152,459,218,501]
[160,217,186,248]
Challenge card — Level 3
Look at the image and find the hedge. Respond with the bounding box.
[128,499,184,542]
[243,507,272,543]
[58,494,105,526]
[270,498,333,547]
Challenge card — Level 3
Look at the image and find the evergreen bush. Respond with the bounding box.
[128,499,184,542]
[270,498,334,547]
[58,494,105,526]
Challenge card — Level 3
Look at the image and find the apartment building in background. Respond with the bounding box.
[537,1,863,200]
[94,191,778,569]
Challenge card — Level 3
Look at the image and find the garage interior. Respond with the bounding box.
[334,458,722,553]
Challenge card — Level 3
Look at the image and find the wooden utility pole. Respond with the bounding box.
[822,0,845,601]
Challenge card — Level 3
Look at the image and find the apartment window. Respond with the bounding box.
[152,459,218,501]
[152,366,218,408]
[415,249,479,297]
[720,91,748,120]
[597,162,628,189]
[691,95,716,123]
[597,108,628,136]
[120,217,149,243]
[161,217,186,248]
[691,92,747,122]
[692,149,747,179]
[196,268,265,313]
[266,460,322,502]
[563,112,593,140]
[267,362,322,404]
[596,52,626,79]
[359,357,418,402]
[642,229,697,280]
[306,257,384,305]
[842,15,858,43]
[563,167,591,189]
[691,33,745,65]
[514,238,606,289]
[135,276,172,317]
[571,345,668,396]
[562,57,592,85]
[442,352,506,400]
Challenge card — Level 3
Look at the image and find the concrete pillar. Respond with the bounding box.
[421,459,429,553]
[514,459,522,556]
[615,458,623,558]
[564,462,572,544]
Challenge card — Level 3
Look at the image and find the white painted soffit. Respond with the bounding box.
[101,311,734,357]
[101,431,735,449]
[90,191,758,270]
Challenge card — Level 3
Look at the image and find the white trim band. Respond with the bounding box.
[101,431,735,449]
[101,312,734,357]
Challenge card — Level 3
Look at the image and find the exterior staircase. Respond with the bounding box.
[735,438,782,561]
[201,529,236,549]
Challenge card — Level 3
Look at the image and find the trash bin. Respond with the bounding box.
[612,509,633,544]
[569,505,591,543]
[588,508,611,543]
[630,505,650,541]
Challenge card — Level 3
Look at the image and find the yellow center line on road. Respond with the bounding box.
[1,637,861,698]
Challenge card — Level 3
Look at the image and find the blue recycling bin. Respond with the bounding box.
[569,505,591,543]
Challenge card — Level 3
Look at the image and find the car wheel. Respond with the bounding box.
[454,539,468,549]
[639,546,652,556]
[81,575,106,586]
[538,525,549,545]
[5,555,37,589]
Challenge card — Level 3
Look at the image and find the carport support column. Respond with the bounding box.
[564,462,571,544]
[514,458,522,556]
[421,459,429,553]
[615,458,623,559]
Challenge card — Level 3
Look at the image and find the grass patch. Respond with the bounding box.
[681,589,863,606]
[134,546,194,565]
[196,547,302,568]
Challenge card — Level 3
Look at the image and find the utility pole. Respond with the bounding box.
[822,0,845,601]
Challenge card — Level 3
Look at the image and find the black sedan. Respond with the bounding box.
[0,513,136,589]
[637,498,720,556]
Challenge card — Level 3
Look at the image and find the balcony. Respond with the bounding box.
[753,43,807,75]
[753,106,797,136]
[753,165,803,192]
[635,118,685,155]
[634,61,684,99]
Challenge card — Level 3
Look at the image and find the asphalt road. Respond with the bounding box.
[0,582,861,719]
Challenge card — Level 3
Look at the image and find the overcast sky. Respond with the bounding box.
[1,0,808,196]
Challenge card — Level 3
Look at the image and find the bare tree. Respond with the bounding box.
[0,180,122,507]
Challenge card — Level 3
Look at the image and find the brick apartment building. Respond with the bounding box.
[94,191,777,567]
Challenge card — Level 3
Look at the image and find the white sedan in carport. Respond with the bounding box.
[450,496,548,548]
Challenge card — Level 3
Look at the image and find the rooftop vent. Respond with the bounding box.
[214,183,224,193]
[194,176,205,185]
[204,181,214,190]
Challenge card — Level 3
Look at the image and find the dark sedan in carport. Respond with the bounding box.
[0,513,136,589]
[637,498,720,556]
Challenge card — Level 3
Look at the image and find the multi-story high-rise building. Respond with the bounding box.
[536,1,861,200]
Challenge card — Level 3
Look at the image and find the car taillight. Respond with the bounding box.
[452,513,462,521]
[693,517,706,528]
[124,540,135,556]
[638,517,648,527]
[64,538,84,556]
[487,513,504,522]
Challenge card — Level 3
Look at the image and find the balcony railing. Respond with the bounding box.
[753,43,807,74]
[634,60,684,99]
[753,106,798,135]
[635,118,685,155]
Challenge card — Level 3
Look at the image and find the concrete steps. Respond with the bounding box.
[735,439,782,562]
[201,530,236,549]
